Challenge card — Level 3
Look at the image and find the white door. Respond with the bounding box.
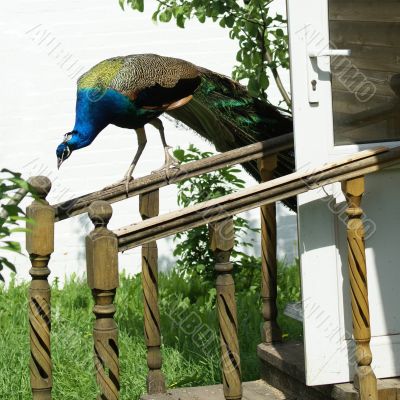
[287,0,400,386]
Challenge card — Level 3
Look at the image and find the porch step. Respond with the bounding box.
[140,379,294,400]
[258,341,400,400]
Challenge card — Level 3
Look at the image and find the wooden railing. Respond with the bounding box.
[53,133,293,221]
[25,138,400,400]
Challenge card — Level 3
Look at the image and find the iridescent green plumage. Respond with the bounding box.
[78,58,125,89]
[167,68,294,191]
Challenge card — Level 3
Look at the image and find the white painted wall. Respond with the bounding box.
[0,0,297,284]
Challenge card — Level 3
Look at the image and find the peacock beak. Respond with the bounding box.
[57,157,63,169]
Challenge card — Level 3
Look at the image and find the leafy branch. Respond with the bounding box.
[172,145,260,285]
[119,0,291,110]
[0,169,32,281]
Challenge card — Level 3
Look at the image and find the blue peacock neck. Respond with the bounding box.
[68,88,133,150]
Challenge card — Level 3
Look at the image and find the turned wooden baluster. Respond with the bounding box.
[27,176,54,400]
[210,218,242,400]
[258,155,282,343]
[86,201,120,400]
[342,177,378,400]
[139,190,166,394]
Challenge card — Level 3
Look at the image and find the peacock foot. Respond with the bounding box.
[102,166,135,197]
[152,146,180,174]
[102,176,134,196]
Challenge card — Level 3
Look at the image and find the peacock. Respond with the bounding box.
[56,54,295,209]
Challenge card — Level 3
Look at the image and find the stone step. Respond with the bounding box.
[140,380,295,400]
[258,341,400,400]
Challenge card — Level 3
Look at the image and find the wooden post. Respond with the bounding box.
[258,155,282,343]
[210,218,242,400]
[26,176,54,400]
[139,190,166,394]
[342,177,378,400]
[86,201,120,400]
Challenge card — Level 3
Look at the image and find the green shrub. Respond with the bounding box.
[173,145,260,285]
[0,169,32,280]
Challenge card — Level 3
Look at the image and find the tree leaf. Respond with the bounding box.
[0,257,16,273]
[159,9,172,22]
[225,14,235,28]
[176,13,185,28]
[173,149,185,161]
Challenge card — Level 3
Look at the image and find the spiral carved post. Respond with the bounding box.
[342,177,378,400]
[258,155,282,343]
[210,218,242,400]
[86,201,120,400]
[26,176,54,400]
[139,190,166,394]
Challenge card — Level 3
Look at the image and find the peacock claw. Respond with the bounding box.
[152,146,180,174]
[103,174,134,197]
[124,175,134,196]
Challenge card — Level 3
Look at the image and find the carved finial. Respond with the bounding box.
[88,201,112,227]
[28,176,52,199]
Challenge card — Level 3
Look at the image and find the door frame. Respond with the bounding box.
[287,0,400,385]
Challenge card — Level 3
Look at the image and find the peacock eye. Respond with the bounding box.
[63,146,71,158]
[63,132,73,143]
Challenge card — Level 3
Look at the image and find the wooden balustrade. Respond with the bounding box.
[139,190,166,394]
[115,146,397,251]
[26,176,55,400]
[210,218,242,400]
[258,155,282,344]
[22,143,400,398]
[86,201,120,400]
[342,177,378,400]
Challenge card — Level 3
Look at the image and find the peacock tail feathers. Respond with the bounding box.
[167,69,294,209]
[196,70,292,144]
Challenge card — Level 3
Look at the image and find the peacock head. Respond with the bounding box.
[56,131,76,169]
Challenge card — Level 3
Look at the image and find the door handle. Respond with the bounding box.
[307,48,351,104]
[308,49,351,58]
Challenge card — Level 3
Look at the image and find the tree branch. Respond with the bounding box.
[264,47,291,108]
[258,5,291,108]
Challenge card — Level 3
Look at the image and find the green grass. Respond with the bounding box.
[0,264,302,399]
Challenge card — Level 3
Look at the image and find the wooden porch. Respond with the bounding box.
[25,135,400,400]
[141,380,290,400]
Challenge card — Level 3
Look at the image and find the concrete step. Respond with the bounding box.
[258,341,400,400]
[141,380,295,400]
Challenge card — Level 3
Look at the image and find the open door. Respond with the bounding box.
[287,0,400,385]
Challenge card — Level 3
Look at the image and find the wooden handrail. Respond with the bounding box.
[114,145,400,251]
[53,133,293,221]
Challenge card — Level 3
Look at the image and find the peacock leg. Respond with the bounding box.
[122,127,147,193]
[149,118,180,172]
